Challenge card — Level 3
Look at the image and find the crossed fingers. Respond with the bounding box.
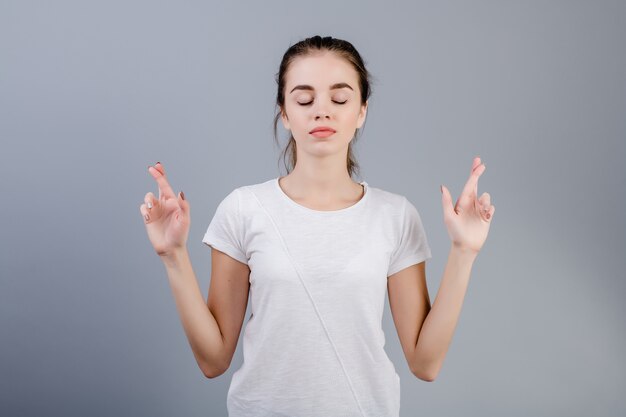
[147,162,176,200]
[142,162,174,223]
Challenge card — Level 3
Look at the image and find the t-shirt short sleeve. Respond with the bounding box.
[387,196,432,277]
[202,188,248,265]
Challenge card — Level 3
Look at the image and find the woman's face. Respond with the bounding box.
[280,51,367,157]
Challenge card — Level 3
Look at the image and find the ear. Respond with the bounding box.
[356,100,368,129]
[280,107,290,130]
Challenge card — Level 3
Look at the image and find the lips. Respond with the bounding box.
[309,126,336,134]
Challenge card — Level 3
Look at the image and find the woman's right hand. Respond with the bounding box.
[140,162,190,257]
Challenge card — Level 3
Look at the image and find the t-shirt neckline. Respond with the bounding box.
[274,177,369,215]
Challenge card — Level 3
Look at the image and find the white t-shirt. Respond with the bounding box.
[202,177,432,417]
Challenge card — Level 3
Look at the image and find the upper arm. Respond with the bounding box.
[207,247,250,372]
[387,261,431,375]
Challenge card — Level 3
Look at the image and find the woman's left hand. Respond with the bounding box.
[440,156,495,254]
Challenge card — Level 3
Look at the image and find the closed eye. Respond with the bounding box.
[298,100,347,106]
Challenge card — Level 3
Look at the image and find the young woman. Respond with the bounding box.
[140,35,495,417]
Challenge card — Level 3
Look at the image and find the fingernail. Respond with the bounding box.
[147,201,153,209]
[180,191,185,200]
[156,161,161,165]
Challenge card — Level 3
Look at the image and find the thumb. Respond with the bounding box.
[440,184,454,219]
[178,191,190,215]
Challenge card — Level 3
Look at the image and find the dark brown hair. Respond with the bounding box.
[273,35,374,180]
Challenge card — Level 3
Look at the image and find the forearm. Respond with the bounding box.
[161,248,227,377]
[411,244,477,381]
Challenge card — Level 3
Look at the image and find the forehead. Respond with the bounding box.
[285,51,359,90]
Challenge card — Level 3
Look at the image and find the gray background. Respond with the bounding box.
[1,1,624,416]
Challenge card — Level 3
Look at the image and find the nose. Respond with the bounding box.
[314,100,331,120]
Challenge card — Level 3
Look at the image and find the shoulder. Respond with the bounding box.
[365,183,410,217]
[217,178,273,202]
[221,177,277,218]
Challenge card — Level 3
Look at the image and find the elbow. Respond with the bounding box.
[411,353,442,382]
[203,365,227,379]
[204,372,221,379]
[411,362,439,382]
[412,368,437,382]
[417,371,437,382]
[202,359,230,379]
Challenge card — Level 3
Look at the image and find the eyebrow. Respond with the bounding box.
[289,82,354,94]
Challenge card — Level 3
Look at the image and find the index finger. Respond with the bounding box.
[460,157,485,198]
[148,164,176,200]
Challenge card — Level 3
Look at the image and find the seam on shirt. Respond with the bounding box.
[234,187,245,257]
[388,196,408,276]
[248,189,367,417]
[397,195,408,253]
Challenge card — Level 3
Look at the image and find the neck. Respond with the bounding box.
[280,162,362,204]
